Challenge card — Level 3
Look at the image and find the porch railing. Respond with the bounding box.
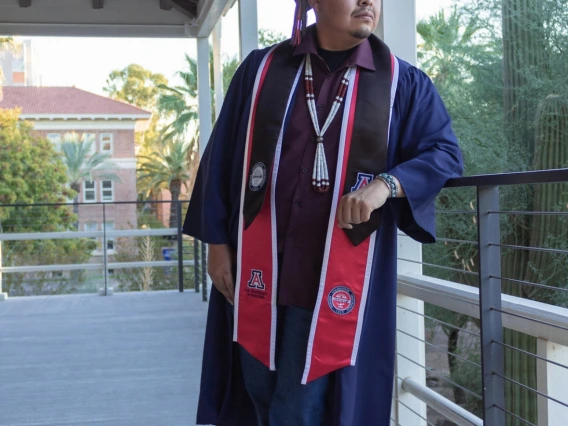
[394,168,568,426]
[0,200,209,298]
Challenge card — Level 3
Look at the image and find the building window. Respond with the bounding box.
[83,181,96,203]
[104,222,115,251]
[84,222,98,248]
[100,133,113,153]
[47,133,61,151]
[82,133,96,155]
[101,180,114,202]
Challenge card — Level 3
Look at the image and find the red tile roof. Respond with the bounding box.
[0,86,151,116]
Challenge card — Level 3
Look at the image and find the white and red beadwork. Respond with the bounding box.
[304,54,354,193]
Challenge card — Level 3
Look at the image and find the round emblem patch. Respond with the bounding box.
[327,286,356,315]
[249,162,267,192]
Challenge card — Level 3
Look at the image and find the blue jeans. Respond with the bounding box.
[238,306,330,426]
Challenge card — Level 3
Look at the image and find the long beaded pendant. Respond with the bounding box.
[304,54,353,193]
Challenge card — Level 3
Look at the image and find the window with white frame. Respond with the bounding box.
[101,180,114,202]
[82,133,97,155]
[47,133,61,151]
[84,222,100,251]
[84,222,98,245]
[83,181,96,203]
[100,133,113,153]
[104,222,115,251]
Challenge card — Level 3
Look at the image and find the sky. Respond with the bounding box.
[20,0,452,95]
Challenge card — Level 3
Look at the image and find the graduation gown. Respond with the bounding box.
[184,41,464,426]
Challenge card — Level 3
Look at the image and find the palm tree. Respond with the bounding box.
[137,137,194,229]
[60,133,120,221]
[156,53,199,143]
[417,7,485,89]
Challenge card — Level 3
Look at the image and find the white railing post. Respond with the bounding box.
[378,1,426,425]
[537,338,568,425]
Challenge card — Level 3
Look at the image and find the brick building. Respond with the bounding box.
[0,86,151,246]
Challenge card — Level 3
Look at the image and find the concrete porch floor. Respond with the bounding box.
[0,290,208,426]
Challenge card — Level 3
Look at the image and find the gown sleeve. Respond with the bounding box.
[182,50,262,244]
[387,66,464,243]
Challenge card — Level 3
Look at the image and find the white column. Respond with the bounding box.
[537,339,568,425]
[379,1,425,425]
[197,36,213,159]
[212,20,224,119]
[0,242,7,300]
[238,0,258,61]
[377,0,418,64]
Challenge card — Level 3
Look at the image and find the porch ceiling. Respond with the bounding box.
[0,0,235,38]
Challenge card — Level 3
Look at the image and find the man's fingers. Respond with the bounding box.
[223,271,235,304]
[212,276,231,301]
[361,206,372,223]
[337,196,353,229]
[351,203,361,224]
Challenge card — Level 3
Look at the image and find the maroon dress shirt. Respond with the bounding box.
[276,31,375,310]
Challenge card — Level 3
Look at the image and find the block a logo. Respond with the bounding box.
[247,270,266,291]
[351,173,375,192]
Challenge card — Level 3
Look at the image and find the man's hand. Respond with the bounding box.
[207,244,235,305]
[337,179,390,229]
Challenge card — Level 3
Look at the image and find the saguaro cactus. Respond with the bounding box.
[501,1,547,424]
[526,95,568,295]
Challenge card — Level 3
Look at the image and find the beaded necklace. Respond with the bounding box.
[304,54,355,193]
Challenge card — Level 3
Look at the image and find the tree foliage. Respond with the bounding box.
[419,1,568,423]
[258,28,288,48]
[0,109,94,296]
[103,64,168,111]
[137,137,195,228]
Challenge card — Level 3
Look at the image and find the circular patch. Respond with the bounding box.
[327,286,356,315]
[249,162,267,192]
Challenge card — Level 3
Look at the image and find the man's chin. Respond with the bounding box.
[350,27,373,40]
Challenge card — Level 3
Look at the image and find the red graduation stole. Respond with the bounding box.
[234,37,399,383]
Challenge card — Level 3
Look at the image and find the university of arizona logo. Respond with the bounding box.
[249,162,267,192]
[328,286,356,315]
[247,270,266,290]
[351,173,375,192]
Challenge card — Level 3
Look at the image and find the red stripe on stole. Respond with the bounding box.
[305,69,373,383]
[237,51,276,368]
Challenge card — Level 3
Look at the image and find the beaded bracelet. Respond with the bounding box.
[376,173,398,198]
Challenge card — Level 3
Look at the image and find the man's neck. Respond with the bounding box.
[315,24,365,51]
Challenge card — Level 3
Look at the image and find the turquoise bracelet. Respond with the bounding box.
[376,173,398,198]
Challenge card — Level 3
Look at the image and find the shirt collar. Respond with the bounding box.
[292,25,376,72]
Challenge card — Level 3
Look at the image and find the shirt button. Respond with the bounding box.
[302,168,308,173]
[327,75,332,80]
[317,105,323,111]
[294,200,300,206]
[288,232,293,238]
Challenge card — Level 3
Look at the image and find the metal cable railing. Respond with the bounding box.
[393,169,568,426]
[0,200,194,296]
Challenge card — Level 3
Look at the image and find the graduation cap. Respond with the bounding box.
[292,0,312,46]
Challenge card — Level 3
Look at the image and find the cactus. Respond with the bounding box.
[526,95,568,294]
[501,1,547,424]
[502,95,568,426]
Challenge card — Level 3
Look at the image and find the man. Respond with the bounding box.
[184,0,464,425]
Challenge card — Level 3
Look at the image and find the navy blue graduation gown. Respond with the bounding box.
[184,45,464,426]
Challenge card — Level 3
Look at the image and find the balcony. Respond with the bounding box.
[1,170,568,425]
